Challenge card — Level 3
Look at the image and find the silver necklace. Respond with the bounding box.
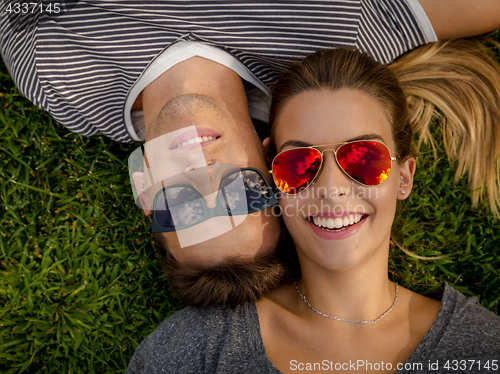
[293,281,398,325]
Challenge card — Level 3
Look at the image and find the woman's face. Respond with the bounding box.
[273,89,415,272]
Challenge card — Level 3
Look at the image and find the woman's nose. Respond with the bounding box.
[313,151,352,199]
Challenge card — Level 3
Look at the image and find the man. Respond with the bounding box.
[1,0,499,307]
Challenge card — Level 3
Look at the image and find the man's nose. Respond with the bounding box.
[202,190,219,209]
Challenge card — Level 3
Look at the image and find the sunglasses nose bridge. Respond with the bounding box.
[312,149,352,194]
[319,148,339,171]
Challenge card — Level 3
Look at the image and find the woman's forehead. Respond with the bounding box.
[274,89,395,150]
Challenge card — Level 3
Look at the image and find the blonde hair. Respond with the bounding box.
[389,38,500,216]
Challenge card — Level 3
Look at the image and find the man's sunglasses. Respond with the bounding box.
[152,168,278,232]
[270,140,398,195]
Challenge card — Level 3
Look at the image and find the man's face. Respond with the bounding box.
[140,94,281,266]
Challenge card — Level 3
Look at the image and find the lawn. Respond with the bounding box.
[1,37,500,372]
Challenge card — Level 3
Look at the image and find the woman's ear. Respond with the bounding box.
[132,172,152,216]
[398,157,416,200]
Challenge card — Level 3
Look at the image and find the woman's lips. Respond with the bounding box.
[170,127,221,150]
[307,213,368,240]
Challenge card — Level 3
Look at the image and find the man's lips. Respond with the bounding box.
[169,128,221,150]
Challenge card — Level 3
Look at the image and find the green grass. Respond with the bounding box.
[1,38,500,372]
[0,59,182,373]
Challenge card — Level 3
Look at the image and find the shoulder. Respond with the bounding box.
[125,304,258,374]
[438,283,500,329]
[425,283,500,359]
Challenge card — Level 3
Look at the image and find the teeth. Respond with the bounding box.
[311,214,364,231]
[176,136,216,149]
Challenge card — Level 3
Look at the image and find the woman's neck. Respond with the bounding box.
[293,252,395,323]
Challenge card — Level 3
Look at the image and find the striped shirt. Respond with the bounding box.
[0,0,436,143]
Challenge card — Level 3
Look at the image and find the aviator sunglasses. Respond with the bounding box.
[152,168,278,232]
[270,140,398,194]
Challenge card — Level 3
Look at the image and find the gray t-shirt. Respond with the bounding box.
[125,283,500,373]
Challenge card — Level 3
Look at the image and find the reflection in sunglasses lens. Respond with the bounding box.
[241,170,269,211]
[273,148,321,193]
[155,186,204,229]
[337,141,391,185]
[221,170,269,213]
[221,171,248,214]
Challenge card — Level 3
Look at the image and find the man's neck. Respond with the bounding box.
[140,56,250,132]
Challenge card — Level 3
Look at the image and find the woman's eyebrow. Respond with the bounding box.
[278,134,386,152]
[347,134,386,143]
[278,140,311,151]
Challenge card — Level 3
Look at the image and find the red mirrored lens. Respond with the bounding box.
[336,141,392,185]
[272,148,322,193]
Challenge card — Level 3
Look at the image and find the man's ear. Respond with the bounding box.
[262,137,274,168]
[262,137,271,149]
[132,172,152,216]
[398,157,416,200]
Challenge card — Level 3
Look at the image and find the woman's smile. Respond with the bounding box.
[306,212,369,240]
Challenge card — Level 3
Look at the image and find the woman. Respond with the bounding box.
[125,47,500,373]
[258,47,500,372]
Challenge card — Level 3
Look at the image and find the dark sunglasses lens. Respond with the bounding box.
[221,170,270,213]
[272,148,321,194]
[241,170,271,211]
[337,141,392,185]
[155,186,204,229]
[220,171,248,214]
